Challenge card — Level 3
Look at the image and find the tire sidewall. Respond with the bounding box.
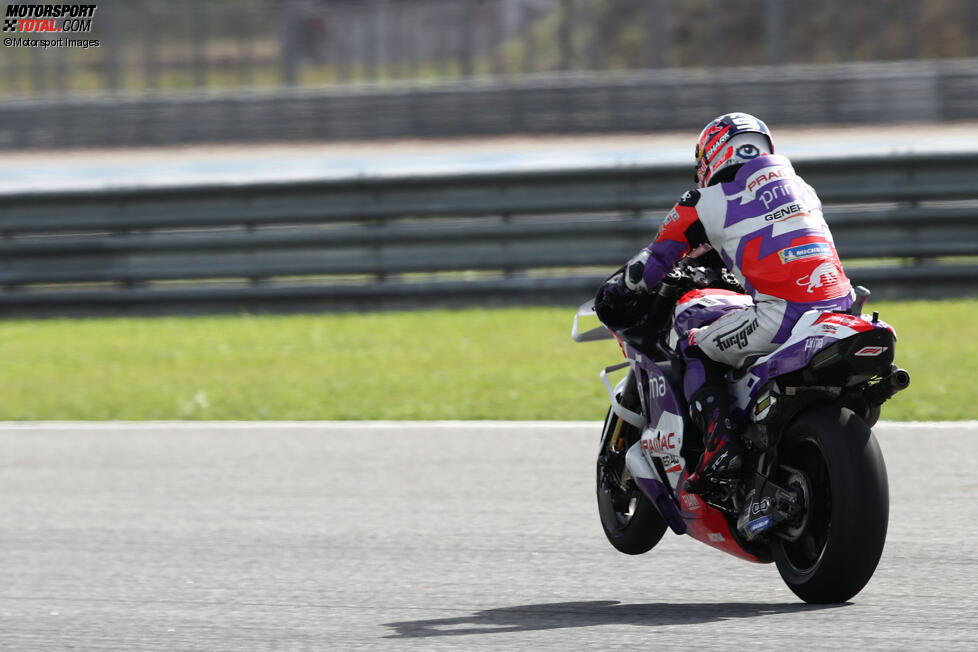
[596,408,668,555]
[772,406,889,603]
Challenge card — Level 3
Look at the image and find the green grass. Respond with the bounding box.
[0,299,972,421]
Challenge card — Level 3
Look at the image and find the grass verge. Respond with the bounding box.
[0,299,970,421]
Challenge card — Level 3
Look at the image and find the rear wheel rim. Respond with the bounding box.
[778,438,832,574]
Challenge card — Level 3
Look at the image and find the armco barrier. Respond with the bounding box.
[0,152,976,316]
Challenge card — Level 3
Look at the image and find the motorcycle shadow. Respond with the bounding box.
[383,600,846,638]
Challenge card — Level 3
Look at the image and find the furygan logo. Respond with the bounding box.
[713,319,759,352]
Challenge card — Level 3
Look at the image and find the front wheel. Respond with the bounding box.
[771,406,889,603]
[596,407,667,555]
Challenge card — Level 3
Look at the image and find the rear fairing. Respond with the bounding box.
[731,310,896,419]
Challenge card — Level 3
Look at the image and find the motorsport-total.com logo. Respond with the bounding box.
[3,3,99,48]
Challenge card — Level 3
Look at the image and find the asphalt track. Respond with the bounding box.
[1,421,976,651]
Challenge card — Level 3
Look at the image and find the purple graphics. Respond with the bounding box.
[633,476,687,535]
[730,310,895,418]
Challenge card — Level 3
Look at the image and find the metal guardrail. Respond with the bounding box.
[0,152,977,316]
[3,59,978,148]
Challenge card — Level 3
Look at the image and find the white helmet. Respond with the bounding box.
[694,113,775,187]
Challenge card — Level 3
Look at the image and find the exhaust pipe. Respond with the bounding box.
[891,367,911,391]
[864,366,910,405]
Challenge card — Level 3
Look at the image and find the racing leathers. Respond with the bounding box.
[627,154,854,492]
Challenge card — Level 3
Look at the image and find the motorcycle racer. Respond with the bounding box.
[599,112,854,495]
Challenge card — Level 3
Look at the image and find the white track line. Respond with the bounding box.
[0,420,974,431]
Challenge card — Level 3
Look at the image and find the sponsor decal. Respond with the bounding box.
[747,497,772,516]
[661,454,681,467]
[746,515,773,535]
[713,318,759,352]
[814,313,873,331]
[649,373,668,399]
[778,242,831,264]
[753,393,773,417]
[729,112,765,131]
[657,209,680,237]
[682,494,702,511]
[729,165,803,206]
[804,336,825,353]
[708,450,730,473]
[736,144,760,159]
[796,262,839,294]
[649,375,666,398]
[854,346,889,357]
[758,182,802,210]
[746,167,794,193]
[710,146,735,174]
[705,131,731,161]
[641,432,676,454]
[707,532,726,543]
[763,202,809,222]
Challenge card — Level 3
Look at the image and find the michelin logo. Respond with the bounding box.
[778,243,831,264]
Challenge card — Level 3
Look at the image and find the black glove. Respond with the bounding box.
[595,271,642,329]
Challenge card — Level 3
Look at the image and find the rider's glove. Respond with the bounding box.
[597,272,629,304]
[624,250,651,293]
[595,271,638,328]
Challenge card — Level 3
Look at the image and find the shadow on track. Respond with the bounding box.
[384,600,846,638]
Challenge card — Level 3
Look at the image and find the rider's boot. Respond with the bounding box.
[682,385,745,495]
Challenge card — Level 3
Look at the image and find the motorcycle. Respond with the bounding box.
[572,252,910,604]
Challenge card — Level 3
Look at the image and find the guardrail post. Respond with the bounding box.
[522,0,536,74]
[646,0,672,69]
[282,0,300,86]
[103,0,122,91]
[559,0,573,72]
[836,0,852,61]
[764,0,783,65]
[461,0,477,77]
[191,0,208,88]
[142,4,159,91]
[502,212,514,278]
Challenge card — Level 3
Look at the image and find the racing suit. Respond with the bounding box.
[629,154,854,489]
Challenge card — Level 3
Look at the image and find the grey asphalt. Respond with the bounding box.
[1,421,975,651]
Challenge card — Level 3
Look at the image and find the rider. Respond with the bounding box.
[601,112,854,494]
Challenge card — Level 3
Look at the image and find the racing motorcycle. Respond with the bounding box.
[572,252,909,604]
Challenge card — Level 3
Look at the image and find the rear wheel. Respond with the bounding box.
[772,406,888,603]
[596,406,667,555]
